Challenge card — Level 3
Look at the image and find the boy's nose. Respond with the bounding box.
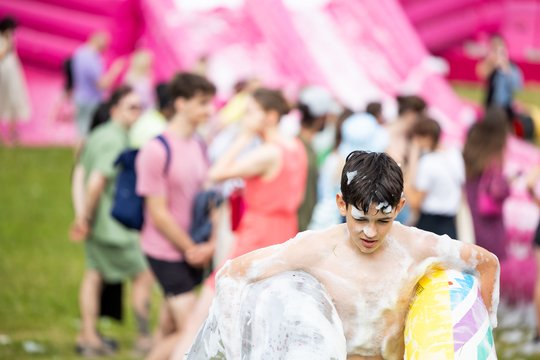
[363,224,376,238]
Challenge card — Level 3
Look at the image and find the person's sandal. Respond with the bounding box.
[132,336,153,358]
[74,341,115,358]
[99,334,119,352]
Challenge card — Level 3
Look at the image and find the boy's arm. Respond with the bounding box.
[213,233,317,357]
[458,243,499,324]
[219,243,296,283]
[421,233,500,327]
[217,231,319,286]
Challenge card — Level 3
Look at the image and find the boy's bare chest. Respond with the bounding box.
[311,250,412,315]
[308,245,419,357]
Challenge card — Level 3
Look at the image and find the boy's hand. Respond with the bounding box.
[69,217,89,242]
[185,243,215,268]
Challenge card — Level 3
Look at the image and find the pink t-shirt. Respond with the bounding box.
[136,131,208,261]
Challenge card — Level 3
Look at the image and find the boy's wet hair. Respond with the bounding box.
[341,151,403,213]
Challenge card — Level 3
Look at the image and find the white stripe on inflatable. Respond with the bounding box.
[454,317,491,359]
[451,273,480,325]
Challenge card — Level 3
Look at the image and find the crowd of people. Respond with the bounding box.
[1,15,540,358]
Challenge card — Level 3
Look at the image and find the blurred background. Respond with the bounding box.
[1,0,540,359]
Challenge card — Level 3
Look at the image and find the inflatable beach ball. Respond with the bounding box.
[405,270,496,359]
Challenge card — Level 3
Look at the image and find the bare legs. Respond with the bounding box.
[77,269,154,354]
[146,291,198,360]
[171,285,215,360]
[132,269,154,354]
[77,270,103,347]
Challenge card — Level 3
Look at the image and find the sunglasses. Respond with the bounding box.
[126,103,143,112]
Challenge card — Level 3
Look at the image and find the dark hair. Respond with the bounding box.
[155,82,172,110]
[233,79,248,94]
[63,57,74,92]
[108,85,134,108]
[334,107,354,150]
[484,105,509,124]
[298,102,318,128]
[397,95,426,116]
[463,108,509,179]
[410,116,441,150]
[341,151,403,213]
[89,102,110,132]
[251,88,290,118]
[0,16,17,33]
[366,102,382,118]
[169,72,216,101]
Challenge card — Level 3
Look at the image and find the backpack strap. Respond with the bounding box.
[156,135,172,175]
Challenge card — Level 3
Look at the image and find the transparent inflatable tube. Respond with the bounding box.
[188,270,495,359]
[187,271,346,359]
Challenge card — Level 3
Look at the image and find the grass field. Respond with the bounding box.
[453,82,540,107]
[0,147,160,359]
[1,84,539,359]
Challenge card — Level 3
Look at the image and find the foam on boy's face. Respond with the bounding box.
[337,196,404,254]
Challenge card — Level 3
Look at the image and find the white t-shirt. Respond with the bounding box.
[415,148,465,216]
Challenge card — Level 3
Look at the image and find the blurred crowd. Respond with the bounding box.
[2,14,540,359]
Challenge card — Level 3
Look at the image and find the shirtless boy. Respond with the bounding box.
[205,151,500,360]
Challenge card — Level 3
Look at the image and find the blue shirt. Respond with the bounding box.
[492,64,523,107]
[72,45,104,105]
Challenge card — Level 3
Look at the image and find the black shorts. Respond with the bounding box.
[146,256,203,297]
[416,213,457,240]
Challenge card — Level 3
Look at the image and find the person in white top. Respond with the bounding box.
[405,116,465,239]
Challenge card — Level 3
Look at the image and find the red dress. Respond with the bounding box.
[208,139,308,287]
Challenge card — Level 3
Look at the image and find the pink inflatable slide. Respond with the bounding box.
[0,0,141,145]
[400,0,540,82]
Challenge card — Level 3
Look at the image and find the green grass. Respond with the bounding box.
[0,147,159,359]
[452,82,540,107]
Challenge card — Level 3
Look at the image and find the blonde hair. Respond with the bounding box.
[125,50,153,79]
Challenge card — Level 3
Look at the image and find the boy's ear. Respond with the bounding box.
[336,193,347,216]
[394,197,406,215]
[173,97,185,113]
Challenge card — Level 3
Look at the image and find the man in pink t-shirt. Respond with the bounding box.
[136,72,216,359]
